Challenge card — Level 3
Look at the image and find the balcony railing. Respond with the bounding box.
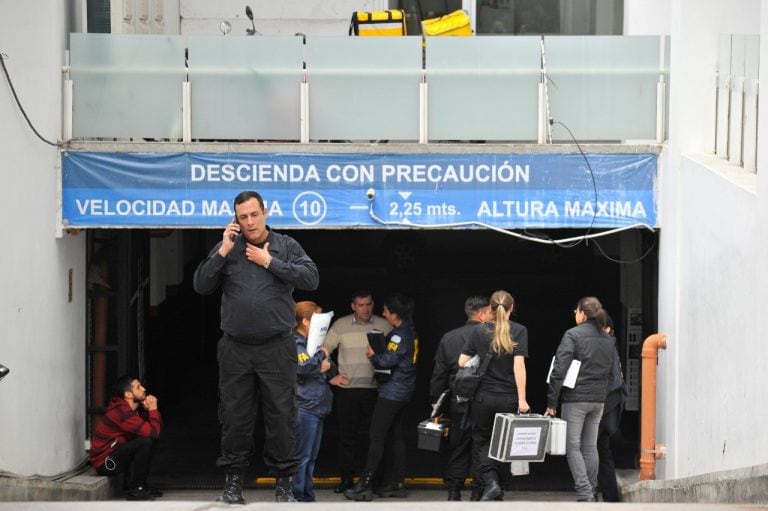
[715,34,760,172]
[65,33,669,144]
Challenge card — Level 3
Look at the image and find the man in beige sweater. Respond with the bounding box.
[324,290,392,493]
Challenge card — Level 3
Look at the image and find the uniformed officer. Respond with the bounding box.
[430,296,492,501]
[193,190,320,504]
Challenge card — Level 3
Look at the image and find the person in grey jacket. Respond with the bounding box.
[545,296,614,502]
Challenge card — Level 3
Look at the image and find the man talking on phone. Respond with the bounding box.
[194,191,320,504]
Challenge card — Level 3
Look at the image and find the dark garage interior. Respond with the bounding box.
[86,227,657,489]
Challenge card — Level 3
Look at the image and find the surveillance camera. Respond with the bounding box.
[366,188,376,200]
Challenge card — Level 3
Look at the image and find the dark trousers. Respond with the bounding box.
[363,397,408,481]
[217,334,299,475]
[444,402,475,489]
[333,387,377,479]
[96,436,156,488]
[597,406,621,501]
[470,392,519,484]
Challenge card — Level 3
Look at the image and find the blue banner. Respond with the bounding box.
[61,152,657,229]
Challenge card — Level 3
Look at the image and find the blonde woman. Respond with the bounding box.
[458,290,529,501]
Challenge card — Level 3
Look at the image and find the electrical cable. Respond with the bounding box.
[364,111,658,255]
[550,121,659,264]
[366,199,654,245]
[0,456,90,481]
[593,233,658,264]
[548,119,598,249]
[0,52,61,147]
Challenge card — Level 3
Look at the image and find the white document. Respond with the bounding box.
[508,427,542,457]
[546,356,556,384]
[563,359,581,388]
[306,311,334,357]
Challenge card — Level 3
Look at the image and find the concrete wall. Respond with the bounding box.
[0,0,87,476]
[655,0,767,481]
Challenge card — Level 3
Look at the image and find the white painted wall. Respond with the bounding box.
[179,0,383,36]
[655,0,768,479]
[624,0,670,35]
[0,0,86,475]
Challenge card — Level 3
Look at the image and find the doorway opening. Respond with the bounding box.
[86,227,657,488]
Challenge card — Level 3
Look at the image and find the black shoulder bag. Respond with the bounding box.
[452,350,494,401]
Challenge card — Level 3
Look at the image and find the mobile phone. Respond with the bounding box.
[230,215,238,241]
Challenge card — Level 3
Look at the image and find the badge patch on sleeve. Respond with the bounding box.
[387,334,402,352]
[298,352,310,363]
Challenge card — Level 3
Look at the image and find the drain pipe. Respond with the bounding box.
[639,333,668,480]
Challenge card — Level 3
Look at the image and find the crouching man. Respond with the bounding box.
[89,375,163,501]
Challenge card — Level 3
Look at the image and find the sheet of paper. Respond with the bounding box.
[508,427,542,457]
[546,356,555,383]
[306,311,334,356]
[563,359,581,388]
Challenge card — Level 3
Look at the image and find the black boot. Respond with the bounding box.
[374,480,407,498]
[447,487,462,501]
[275,476,297,502]
[216,471,245,505]
[470,484,483,501]
[334,476,353,493]
[344,472,374,501]
[480,479,502,501]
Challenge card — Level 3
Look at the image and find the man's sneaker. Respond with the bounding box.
[125,486,155,501]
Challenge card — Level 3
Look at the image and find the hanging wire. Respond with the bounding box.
[0,52,62,147]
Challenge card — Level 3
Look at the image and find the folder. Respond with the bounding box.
[367,330,387,354]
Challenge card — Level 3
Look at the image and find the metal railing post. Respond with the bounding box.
[62,50,73,143]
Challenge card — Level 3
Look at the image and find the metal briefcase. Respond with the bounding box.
[489,413,552,462]
[547,418,567,455]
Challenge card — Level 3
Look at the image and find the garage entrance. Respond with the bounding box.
[85,226,657,489]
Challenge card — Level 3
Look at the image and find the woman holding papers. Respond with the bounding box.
[344,292,418,501]
[292,301,348,502]
[544,296,615,503]
[458,289,529,502]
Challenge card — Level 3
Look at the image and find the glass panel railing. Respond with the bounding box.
[70,33,185,139]
[544,35,661,141]
[186,36,304,140]
[426,36,541,141]
[68,33,669,144]
[305,37,422,141]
